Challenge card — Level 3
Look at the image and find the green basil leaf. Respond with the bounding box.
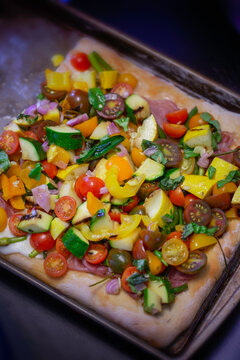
[208,165,216,179]
[184,149,199,159]
[37,93,45,100]
[200,113,222,145]
[0,150,11,175]
[159,175,184,191]
[114,117,129,132]
[28,162,43,181]
[181,222,218,239]
[154,250,168,267]
[172,283,188,294]
[127,272,149,293]
[217,170,240,188]
[141,139,167,165]
[133,259,149,272]
[88,88,105,110]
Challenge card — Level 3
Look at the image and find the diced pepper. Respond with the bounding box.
[74,116,98,137]
[87,192,110,216]
[43,108,60,123]
[9,196,25,209]
[232,184,240,204]
[225,206,240,219]
[47,145,70,169]
[99,70,118,89]
[181,175,216,199]
[6,164,21,177]
[45,69,71,91]
[20,165,46,190]
[118,214,142,237]
[190,233,217,251]
[1,174,11,201]
[71,70,96,90]
[206,157,238,181]
[72,81,89,92]
[51,54,64,67]
[8,176,26,197]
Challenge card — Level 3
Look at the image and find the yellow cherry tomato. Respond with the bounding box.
[131,147,147,167]
[162,238,189,266]
[106,155,134,182]
[0,207,8,232]
[117,73,138,89]
[146,250,165,275]
[189,112,214,129]
[212,182,237,195]
[189,233,217,251]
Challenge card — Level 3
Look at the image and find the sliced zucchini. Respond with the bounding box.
[90,209,115,234]
[111,197,130,206]
[72,201,91,225]
[50,217,69,240]
[18,210,53,233]
[62,227,89,259]
[143,288,162,315]
[59,180,82,207]
[148,278,175,304]
[134,114,158,148]
[109,227,141,251]
[135,158,164,181]
[46,125,83,150]
[19,137,47,161]
[90,121,111,140]
[125,94,150,124]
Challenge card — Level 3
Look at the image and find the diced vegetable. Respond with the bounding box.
[181,175,216,199]
[125,94,150,124]
[19,137,46,161]
[99,70,118,89]
[144,189,174,228]
[109,228,141,251]
[18,210,53,233]
[46,125,83,150]
[45,69,71,91]
[183,124,212,149]
[47,145,70,169]
[62,227,89,259]
[134,158,164,181]
[206,157,238,181]
[50,217,69,240]
[57,164,89,181]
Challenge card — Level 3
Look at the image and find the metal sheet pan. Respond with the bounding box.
[1,0,240,358]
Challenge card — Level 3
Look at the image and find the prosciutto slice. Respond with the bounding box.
[167,267,194,288]
[215,131,235,163]
[147,99,178,127]
[0,195,16,217]
[67,255,111,276]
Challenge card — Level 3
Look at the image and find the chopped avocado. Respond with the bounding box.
[125,94,150,124]
[18,210,53,233]
[183,124,212,150]
[19,137,47,161]
[143,288,162,315]
[50,217,69,240]
[135,158,164,181]
[72,201,91,225]
[62,227,89,259]
[109,227,141,251]
[149,278,175,304]
[46,125,83,150]
[90,209,115,233]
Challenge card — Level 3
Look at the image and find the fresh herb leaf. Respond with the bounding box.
[217,170,240,188]
[141,140,167,165]
[161,207,179,235]
[208,165,216,179]
[157,126,167,139]
[37,93,45,100]
[159,174,185,191]
[0,150,11,175]
[172,283,188,294]
[184,149,199,159]
[89,273,115,287]
[200,112,222,146]
[28,162,43,181]
[185,106,198,129]
[88,88,105,111]
[154,250,168,267]
[133,259,149,272]
[127,272,149,293]
[114,117,130,132]
[181,222,218,239]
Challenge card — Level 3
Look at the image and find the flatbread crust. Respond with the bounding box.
[1,37,240,348]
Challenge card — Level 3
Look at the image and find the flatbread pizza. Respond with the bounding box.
[0,37,240,348]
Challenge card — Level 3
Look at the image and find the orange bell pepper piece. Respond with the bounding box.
[9,196,25,210]
[74,116,98,138]
[131,147,147,167]
[87,192,105,216]
[7,164,21,178]
[1,174,12,201]
[8,176,26,197]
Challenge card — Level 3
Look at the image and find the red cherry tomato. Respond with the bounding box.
[121,266,139,293]
[166,231,182,240]
[122,196,139,213]
[132,239,146,259]
[75,175,105,199]
[44,252,68,278]
[21,131,39,141]
[30,232,55,251]
[184,194,198,208]
[70,52,91,71]
[111,83,134,99]
[169,187,185,207]
[84,244,108,265]
[0,131,19,155]
[163,123,187,138]
[184,199,211,226]
[109,212,121,223]
[55,236,71,259]
[9,214,27,236]
[42,161,58,179]
[166,109,188,124]
[55,196,77,221]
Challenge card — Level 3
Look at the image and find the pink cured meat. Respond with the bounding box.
[0,195,16,217]
[147,99,178,127]
[216,131,235,163]
[67,255,111,276]
[167,267,194,288]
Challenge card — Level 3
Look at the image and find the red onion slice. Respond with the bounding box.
[116,144,128,157]
[32,184,50,212]
[24,104,37,116]
[105,278,121,295]
[107,122,120,135]
[143,146,157,156]
[99,186,108,195]
[67,113,89,127]
[42,141,50,152]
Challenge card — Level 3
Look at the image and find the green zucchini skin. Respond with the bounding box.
[46,126,83,150]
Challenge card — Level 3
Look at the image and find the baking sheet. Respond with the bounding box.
[1,0,240,359]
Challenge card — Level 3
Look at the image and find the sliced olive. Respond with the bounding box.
[205,193,231,210]
[184,199,211,226]
[130,205,146,215]
[156,139,182,168]
[68,89,90,113]
[176,250,207,275]
[233,147,240,167]
[209,208,227,237]
[41,82,67,101]
[107,249,132,274]
[97,93,125,119]
[138,182,159,200]
[139,229,164,251]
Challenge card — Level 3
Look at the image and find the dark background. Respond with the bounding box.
[1,0,240,359]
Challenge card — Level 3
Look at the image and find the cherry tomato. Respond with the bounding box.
[20,131,39,141]
[97,93,125,119]
[132,239,146,259]
[109,211,121,223]
[162,238,189,266]
[44,252,68,278]
[111,83,134,99]
[108,249,132,274]
[30,232,55,251]
[0,131,19,155]
[55,196,77,221]
[131,147,147,167]
[42,161,58,179]
[75,175,105,199]
[156,139,182,168]
[129,205,146,215]
[70,52,91,71]
[166,231,182,240]
[212,182,237,195]
[184,194,198,208]
[188,112,209,129]
[117,73,138,89]
[106,155,134,182]
[189,233,217,251]
[169,187,185,207]
[146,250,165,275]
[163,123,187,138]
[41,82,67,101]
[122,196,139,213]
[84,244,108,265]
[176,250,207,275]
[139,229,164,251]
[184,199,211,226]
[208,208,227,237]
[121,266,139,293]
[166,108,188,125]
[205,193,231,210]
[138,182,159,200]
[68,89,90,113]
[9,214,27,236]
[55,236,71,259]
[0,207,8,232]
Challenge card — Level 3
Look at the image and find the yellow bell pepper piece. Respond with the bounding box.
[8,176,26,197]
[71,70,96,89]
[45,69,71,91]
[51,54,64,67]
[141,215,158,231]
[117,214,142,237]
[105,167,145,198]
[99,70,118,89]
[74,116,98,138]
[6,164,21,178]
[76,223,117,241]
[20,165,46,190]
[86,192,110,216]
[95,158,108,182]
[47,145,70,169]
[72,81,89,92]
[206,157,238,181]
[232,184,240,204]
[43,108,60,123]
[9,196,25,210]
[57,164,89,181]
[181,175,216,199]
[190,233,217,251]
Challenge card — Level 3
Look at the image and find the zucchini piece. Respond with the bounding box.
[72,201,91,225]
[134,114,158,148]
[183,124,212,150]
[135,158,164,181]
[95,158,108,181]
[50,217,69,240]
[18,210,53,233]
[19,137,47,161]
[59,180,82,207]
[143,288,162,314]
[125,94,150,124]
[149,278,175,304]
[109,227,141,251]
[62,227,89,259]
[90,209,115,233]
[168,168,181,179]
[111,197,130,206]
[90,121,111,140]
[57,164,89,181]
[46,125,83,150]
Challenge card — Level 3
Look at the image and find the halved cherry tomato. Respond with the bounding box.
[84,244,108,264]
[138,182,159,200]
[212,182,237,195]
[131,147,147,167]
[156,139,182,168]
[109,211,121,223]
[117,73,138,89]
[0,131,19,155]
[163,123,187,138]
[146,250,165,275]
[184,199,211,225]
[122,195,139,213]
[162,238,189,266]
[55,236,71,259]
[9,214,27,236]
[208,208,227,237]
[176,250,207,274]
[106,156,134,182]
[70,52,90,71]
[42,161,58,179]
[166,109,188,125]
[97,93,125,119]
[20,131,39,141]
[121,266,139,293]
[44,252,68,278]
[169,187,185,207]
[188,112,210,129]
[55,196,77,221]
[184,194,198,208]
[139,229,164,251]
[30,232,55,251]
[166,231,182,240]
[0,207,8,232]
[132,239,146,259]
[205,193,231,210]
[111,83,134,99]
[75,175,105,199]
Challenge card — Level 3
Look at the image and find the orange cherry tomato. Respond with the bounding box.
[9,214,27,236]
[117,73,138,89]
[188,112,213,129]
[44,252,68,278]
[0,207,8,232]
[163,123,187,138]
[55,196,77,221]
[166,109,188,125]
[212,182,237,195]
[106,155,134,182]
[146,250,165,275]
[131,147,147,167]
[42,161,58,179]
[184,194,198,208]
[56,236,71,259]
[162,238,189,266]
[132,239,146,259]
[121,266,139,293]
[169,187,185,207]
[122,195,139,213]
[84,244,108,264]
[0,130,19,155]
